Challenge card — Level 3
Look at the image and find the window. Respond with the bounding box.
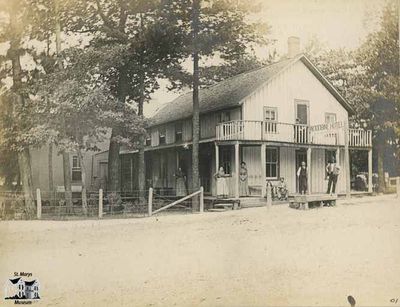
[218,111,230,123]
[264,107,277,121]
[145,135,151,146]
[266,147,279,178]
[325,113,337,124]
[175,122,183,142]
[264,107,278,133]
[220,147,232,174]
[159,127,166,145]
[72,155,82,181]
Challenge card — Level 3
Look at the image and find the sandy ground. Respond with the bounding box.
[0,194,399,307]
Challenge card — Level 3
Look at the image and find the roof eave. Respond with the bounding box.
[299,55,355,115]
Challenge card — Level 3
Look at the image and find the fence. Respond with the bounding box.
[0,187,205,220]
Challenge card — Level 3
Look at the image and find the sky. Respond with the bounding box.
[146,0,385,117]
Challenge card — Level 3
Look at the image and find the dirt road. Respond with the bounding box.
[1,195,399,306]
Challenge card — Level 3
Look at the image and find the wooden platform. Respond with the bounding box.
[207,198,241,211]
[289,194,337,210]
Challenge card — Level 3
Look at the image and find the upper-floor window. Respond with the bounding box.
[264,107,278,133]
[145,135,151,146]
[264,107,278,121]
[159,127,166,145]
[175,122,183,142]
[218,111,230,123]
[325,113,337,124]
[72,155,82,181]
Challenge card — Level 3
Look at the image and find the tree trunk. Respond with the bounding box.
[63,152,73,211]
[48,143,54,205]
[9,1,35,217]
[377,144,385,193]
[78,150,88,215]
[137,13,147,202]
[55,0,73,211]
[191,0,201,211]
[107,66,129,193]
[18,149,35,218]
[108,129,120,193]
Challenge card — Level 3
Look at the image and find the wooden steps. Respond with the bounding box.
[240,197,267,208]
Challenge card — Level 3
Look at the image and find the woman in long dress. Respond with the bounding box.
[239,162,249,196]
[215,166,229,198]
[175,167,187,197]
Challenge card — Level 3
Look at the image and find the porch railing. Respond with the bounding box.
[216,120,372,147]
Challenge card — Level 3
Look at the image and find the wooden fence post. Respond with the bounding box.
[199,186,204,213]
[397,177,400,199]
[36,188,41,219]
[98,189,103,218]
[148,187,153,216]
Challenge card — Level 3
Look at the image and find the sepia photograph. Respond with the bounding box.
[0,0,399,306]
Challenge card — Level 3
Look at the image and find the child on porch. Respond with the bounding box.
[276,177,288,200]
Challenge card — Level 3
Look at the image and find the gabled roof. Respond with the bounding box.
[9,277,21,284]
[25,280,37,286]
[150,54,353,126]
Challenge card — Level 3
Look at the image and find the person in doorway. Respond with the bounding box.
[326,159,340,195]
[239,161,249,197]
[214,166,230,198]
[175,167,187,197]
[297,161,308,194]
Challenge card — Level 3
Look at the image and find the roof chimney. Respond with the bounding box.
[287,36,300,58]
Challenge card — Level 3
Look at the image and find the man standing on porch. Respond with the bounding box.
[297,161,308,194]
[326,159,341,195]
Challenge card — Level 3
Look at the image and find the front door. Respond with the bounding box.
[296,101,309,125]
[199,144,213,193]
[295,149,307,193]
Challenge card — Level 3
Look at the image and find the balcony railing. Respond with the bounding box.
[216,120,372,147]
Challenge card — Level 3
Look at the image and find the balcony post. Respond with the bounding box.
[235,142,240,199]
[368,148,373,193]
[307,147,312,195]
[261,143,266,197]
[336,147,340,165]
[344,122,351,198]
[215,143,219,172]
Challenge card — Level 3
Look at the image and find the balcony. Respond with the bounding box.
[216,120,372,147]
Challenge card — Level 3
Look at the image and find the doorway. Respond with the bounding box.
[295,149,307,193]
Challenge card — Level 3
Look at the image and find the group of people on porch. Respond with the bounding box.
[213,158,341,199]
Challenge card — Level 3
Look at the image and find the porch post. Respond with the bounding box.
[215,143,219,172]
[368,148,373,193]
[261,144,266,197]
[307,147,312,195]
[235,142,240,199]
[344,123,351,198]
[336,147,340,164]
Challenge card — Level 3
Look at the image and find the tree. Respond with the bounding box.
[0,0,38,217]
[356,0,399,191]
[35,46,146,214]
[62,0,186,195]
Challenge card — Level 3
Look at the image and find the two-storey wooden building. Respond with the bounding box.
[120,52,372,198]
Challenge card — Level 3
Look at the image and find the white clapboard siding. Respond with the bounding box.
[242,60,348,126]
